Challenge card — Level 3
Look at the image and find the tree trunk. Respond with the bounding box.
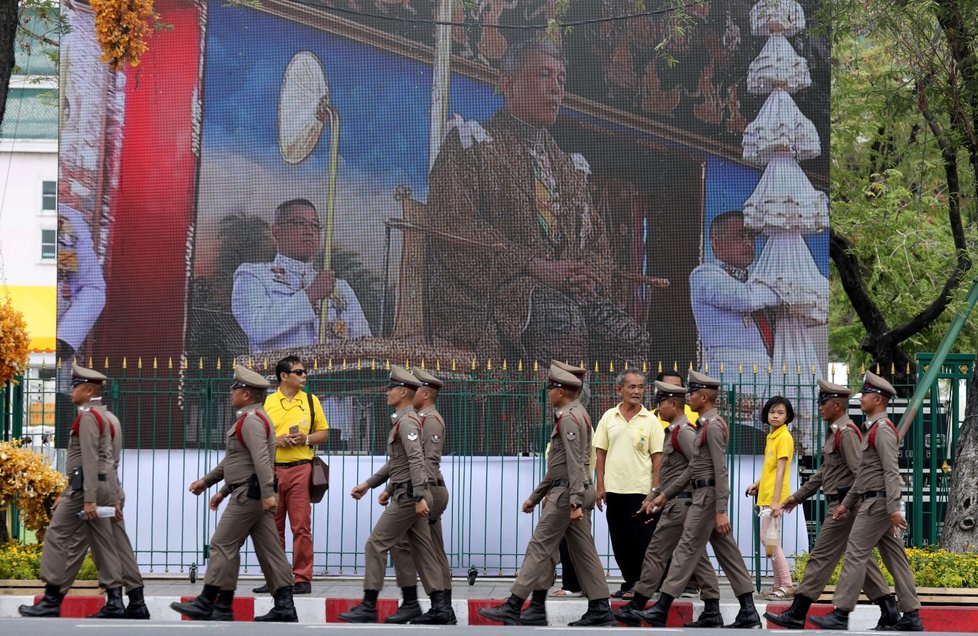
[0,0,19,127]
[940,359,978,551]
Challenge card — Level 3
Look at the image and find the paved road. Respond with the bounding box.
[0,620,962,635]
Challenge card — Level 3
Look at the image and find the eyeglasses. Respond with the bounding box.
[287,369,307,376]
[281,219,323,231]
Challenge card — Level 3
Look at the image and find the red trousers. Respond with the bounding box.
[274,463,313,583]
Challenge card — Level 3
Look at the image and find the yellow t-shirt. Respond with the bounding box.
[658,405,700,429]
[592,404,664,495]
[263,389,328,463]
[758,424,793,506]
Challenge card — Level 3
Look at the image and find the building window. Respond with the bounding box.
[42,181,56,211]
[41,228,56,259]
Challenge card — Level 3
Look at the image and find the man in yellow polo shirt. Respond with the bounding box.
[593,368,663,598]
[254,355,328,595]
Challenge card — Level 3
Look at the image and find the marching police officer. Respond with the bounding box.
[20,361,123,619]
[766,379,896,630]
[478,364,615,627]
[638,370,761,628]
[342,366,452,624]
[614,381,721,627]
[171,365,297,622]
[387,367,454,624]
[809,372,923,631]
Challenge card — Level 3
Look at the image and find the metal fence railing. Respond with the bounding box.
[1,359,961,584]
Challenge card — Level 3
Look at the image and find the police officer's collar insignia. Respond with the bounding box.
[391,413,398,422]
[79,406,91,413]
[407,432,419,441]
[566,431,577,440]
[432,435,441,443]
[554,409,563,419]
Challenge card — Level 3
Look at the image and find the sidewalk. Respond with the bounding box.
[4,576,977,628]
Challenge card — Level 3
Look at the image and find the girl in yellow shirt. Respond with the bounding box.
[746,396,795,600]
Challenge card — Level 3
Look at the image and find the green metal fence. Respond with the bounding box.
[1,358,966,583]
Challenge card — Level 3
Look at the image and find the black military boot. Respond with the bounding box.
[386,586,422,624]
[874,594,900,630]
[18,583,64,618]
[726,591,761,628]
[892,610,924,632]
[212,590,234,621]
[568,598,616,627]
[637,592,673,627]
[411,590,454,624]
[444,589,458,624]
[123,587,150,619]
[338,590,379,623]
[764,593,813,629]
[254,585,298,622]
[687,598,725,628]
[809,608,850,630]
[170,584,220,620]
[477,594,524,625]
[613,591,650,626]
[518,590,548,626]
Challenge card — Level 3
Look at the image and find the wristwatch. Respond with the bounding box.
[413,495,424,503]
[569,503,579,510]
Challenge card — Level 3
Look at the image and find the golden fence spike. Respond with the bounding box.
[875,362,880,374]
[860,362,866,374]
[357,358,362,370]
[906,361,912,375]
[642,361,648,374]
[435,360,441,371]
[371,359,377,370]
[216,358,222,370]
[593,360,600,372]
[385,359,391,371]
[688,361,693,370]
[533,360,539,372]
[41,357,47,369]
[502,359,508,371]
[673,361,678,372]
[88,356,94,367]
[796,364,802,376]
[517,359,523,372]
[168,357,173,369]
[122,357,127,370]
[811,365,816,377]
[891,362,896,375]
[199,357,204,370]
[261,357,268,370]
[753,364,759,375]
[342,359,348,370]
[703,362,709,374]
[471,358,477,371]
[451,358,457,372]
[420,359,426,370]
[608,360,615,373]
[719,363,724,375]
[314,358,319,369]
[328,358,334,371]
[578,360,585,369]
[487,359,493,370]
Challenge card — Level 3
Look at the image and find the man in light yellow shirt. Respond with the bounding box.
[254,355,328,595]
[593,368,663,598]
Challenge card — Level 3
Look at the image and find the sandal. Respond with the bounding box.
[550,588,583,597]
[765,586,795,600]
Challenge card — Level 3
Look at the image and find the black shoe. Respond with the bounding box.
[411,591,455,625]
[519,601,548,627]
[810,608,850,630]
[18,584,63,618]
[338,600,378,623]
[254,585,298,622]
[682,586,700,598]
[478,601,523,626]
[171,596,217,621]
[568,600,616,627]
[252,583,270,594]
[891,610,924,632]
[687,609,725,628]
[764,594,813,630]
[124,587,151,620]
[613,603,646,627]
[293,581,312,595]
[212,591,234,621]
[88,587,127,619]
[874,594,900,630]
[385,600,422,624]
[636,593,673,627]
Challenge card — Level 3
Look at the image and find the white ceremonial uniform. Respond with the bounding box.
[57,205,106,351]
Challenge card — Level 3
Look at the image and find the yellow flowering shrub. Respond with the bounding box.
[0,441,67,541]
[793,547,978,588]
[91,0,155,70]
[0,297,30,386]
[0,542,97,580]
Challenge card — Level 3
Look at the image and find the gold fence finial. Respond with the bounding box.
[451,358,457,372]
[342,359,348,370]
[657,360,663,373]
[385,359,391,371]
[517,359,523,371]
[487,359,493,370]
[875,362,880,374]
[262,358,269,370]
[796,364,802,376]
[88,356,94,367]
[642,361,648,373]
[199,357,204,370]
[104,357,109,369]
[371,359,377,370]
[420,359,426,370]
[502,359,508,371]
[435,360,442,371]
[216,358,222,370]
[168,357,173,369]
[357,358,362,370]
[906,361,911,374]
[328,358,334,371]
[122,357,127,370]
[891,362,896,375]
[593,360,600,372]
[533,360,539,372]
[719,363,724,375]
[578,360,585,370]
[471,358,477,371]
[704,363,709,374]
[314,358,320,369]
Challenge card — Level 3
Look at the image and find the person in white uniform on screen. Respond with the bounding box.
[56,204,106,361]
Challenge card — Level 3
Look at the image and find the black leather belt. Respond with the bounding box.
[275,459,311,468]
[98,474,106,481]
[692,479,716,489]
[392,482,414,493]
[226,481,248,492]
[827,494,841,503]
[550,479,592,488]
[429,479,446,487]
[863,490,888,499]
[675,492,693,499]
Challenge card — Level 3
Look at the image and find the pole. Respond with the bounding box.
[897,276,978,440]
[428,0,453,171]
[318,107,341,342]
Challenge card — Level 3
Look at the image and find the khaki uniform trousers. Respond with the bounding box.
[204,488,293,593]
[392,485,451,593]
[660,488,754,598]
[832,498,920,612]
[60,516,143,594]
[40,489,122,589]
[633,497,720,600]
[364,490,444,592]
[796,501,890,600]
[511,486,608,600]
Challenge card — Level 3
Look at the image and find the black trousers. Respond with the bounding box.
[558,537,581,592]
[606,492,654,591]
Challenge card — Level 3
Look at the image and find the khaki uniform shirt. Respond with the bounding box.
[842,411,903,514]
[533,400,593,508]
[67,401,116,503]
[669,408,731,513]
[365,406,429,497]
[659,414,697,497]
[100,407,125,503]
[203,403,277,499]
[417,406,446,484]
[792,415,862,502]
